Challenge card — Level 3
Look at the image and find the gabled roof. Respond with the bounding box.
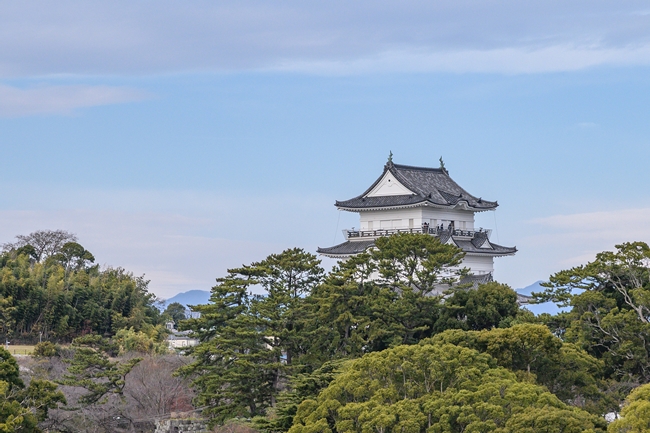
[336,162,497,211]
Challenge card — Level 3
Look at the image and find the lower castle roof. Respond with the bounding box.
[317,238,516,258]
[317,240,376,257]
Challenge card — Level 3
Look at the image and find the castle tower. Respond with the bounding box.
[317,157,516,281]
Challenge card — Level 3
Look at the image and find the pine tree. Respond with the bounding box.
[180,249,324,424]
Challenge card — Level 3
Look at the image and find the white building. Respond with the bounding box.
[165,321,199,349]
[317,157,516,282]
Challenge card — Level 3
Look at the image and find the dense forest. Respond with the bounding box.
[0,230,165,342]
[179,234,650,433]
[0,230,649,432]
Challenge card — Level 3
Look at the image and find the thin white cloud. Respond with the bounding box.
[0,208,290,298]
[271,44,650,75]
[2,1,650,76]
[531,208,650,231]
[0,84,149,117]
[0,186,348,298]
[521,208,650,270]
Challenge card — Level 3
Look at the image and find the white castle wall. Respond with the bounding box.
[421,207,475,230]
[459,254,494,275]
[359,207,477,231]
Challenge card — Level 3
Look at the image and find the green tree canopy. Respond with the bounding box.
[372,232,465,293]
[180,248,324,424]
[50,241,95,272]
[0,347,65,432]
[164,302,187,326]
[0,248,162,341]
[2,230,77,263]
[608,383,650,433]
[306,234,465,362]
[289,343,605,433]
[534,242,650,384]
[424,324,607,413]
[434,282,519,332]
[59,334,141,406]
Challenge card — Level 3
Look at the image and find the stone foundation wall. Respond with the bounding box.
[154,419,208,433]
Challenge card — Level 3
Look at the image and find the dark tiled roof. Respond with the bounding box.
[336,162,497,211]
[452,239,517,256]
[459,273,493,286]
[318,237,516,258]
[340,194,427,208]
[317,240,375,257]
[517,293,533,305]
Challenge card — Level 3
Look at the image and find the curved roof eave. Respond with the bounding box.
[335,198,497,212]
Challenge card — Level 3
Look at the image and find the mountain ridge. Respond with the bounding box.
[159,289,210,310]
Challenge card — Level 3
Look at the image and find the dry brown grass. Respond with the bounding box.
[5,345,34,355]
[213,419,259,433]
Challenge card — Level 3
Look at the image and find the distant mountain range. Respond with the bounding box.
[159,290,210,310]
[515,280,570,315]
[516,280,545,296]
[160,281,567,316]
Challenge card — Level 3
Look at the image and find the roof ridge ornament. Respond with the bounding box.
[387,151,393,164]
[439,156,449,175]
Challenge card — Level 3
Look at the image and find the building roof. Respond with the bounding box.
[317,240,375,258]
[317,236,516,258]
[336,162,497,211]
[437,230,514,255]
[459,273,494,286]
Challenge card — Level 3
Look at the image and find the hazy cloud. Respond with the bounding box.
[2,1,650,76]
[0,187,348,298]
[272,45,650,75]
[531,208,650,232]
[0,208,295,298]
[525,208,650,267]
[0,84,149,116]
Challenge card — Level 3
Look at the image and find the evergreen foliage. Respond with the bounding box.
[305,234,466,363]
[0,239,162,342]
[179,248,324,423]
[608,383,650,433]
[182,236,525,428]
[6,229,650,432]
[535,242,650,388]
[59,334,142,406]
[0,347,65,432]
[163,302,188,326]
[32,341,58,358]
[435,282,519,331]
[426,324,608,413]
[288,343,605,433]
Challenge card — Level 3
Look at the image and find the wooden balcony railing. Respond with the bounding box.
[346,227,488,239]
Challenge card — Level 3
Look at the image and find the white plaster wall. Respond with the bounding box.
[366,171,414,197]
[422,207,475,230]
[359,208,423,230]
[460,254,494,274]
[358,206,477,231]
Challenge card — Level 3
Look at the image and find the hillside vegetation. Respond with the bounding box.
[0,230,164,342]
[180,234,650,433]
[1,230,650,433]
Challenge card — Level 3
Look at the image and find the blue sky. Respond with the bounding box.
[1,1,650,298]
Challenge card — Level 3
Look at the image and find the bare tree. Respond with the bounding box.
[2,229,77,262]
[124,354,195,419]
[27,353,196,433]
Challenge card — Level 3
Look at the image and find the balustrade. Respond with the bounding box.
[346,227,487,239]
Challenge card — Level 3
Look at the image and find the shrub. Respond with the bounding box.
[33,341,58,358]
